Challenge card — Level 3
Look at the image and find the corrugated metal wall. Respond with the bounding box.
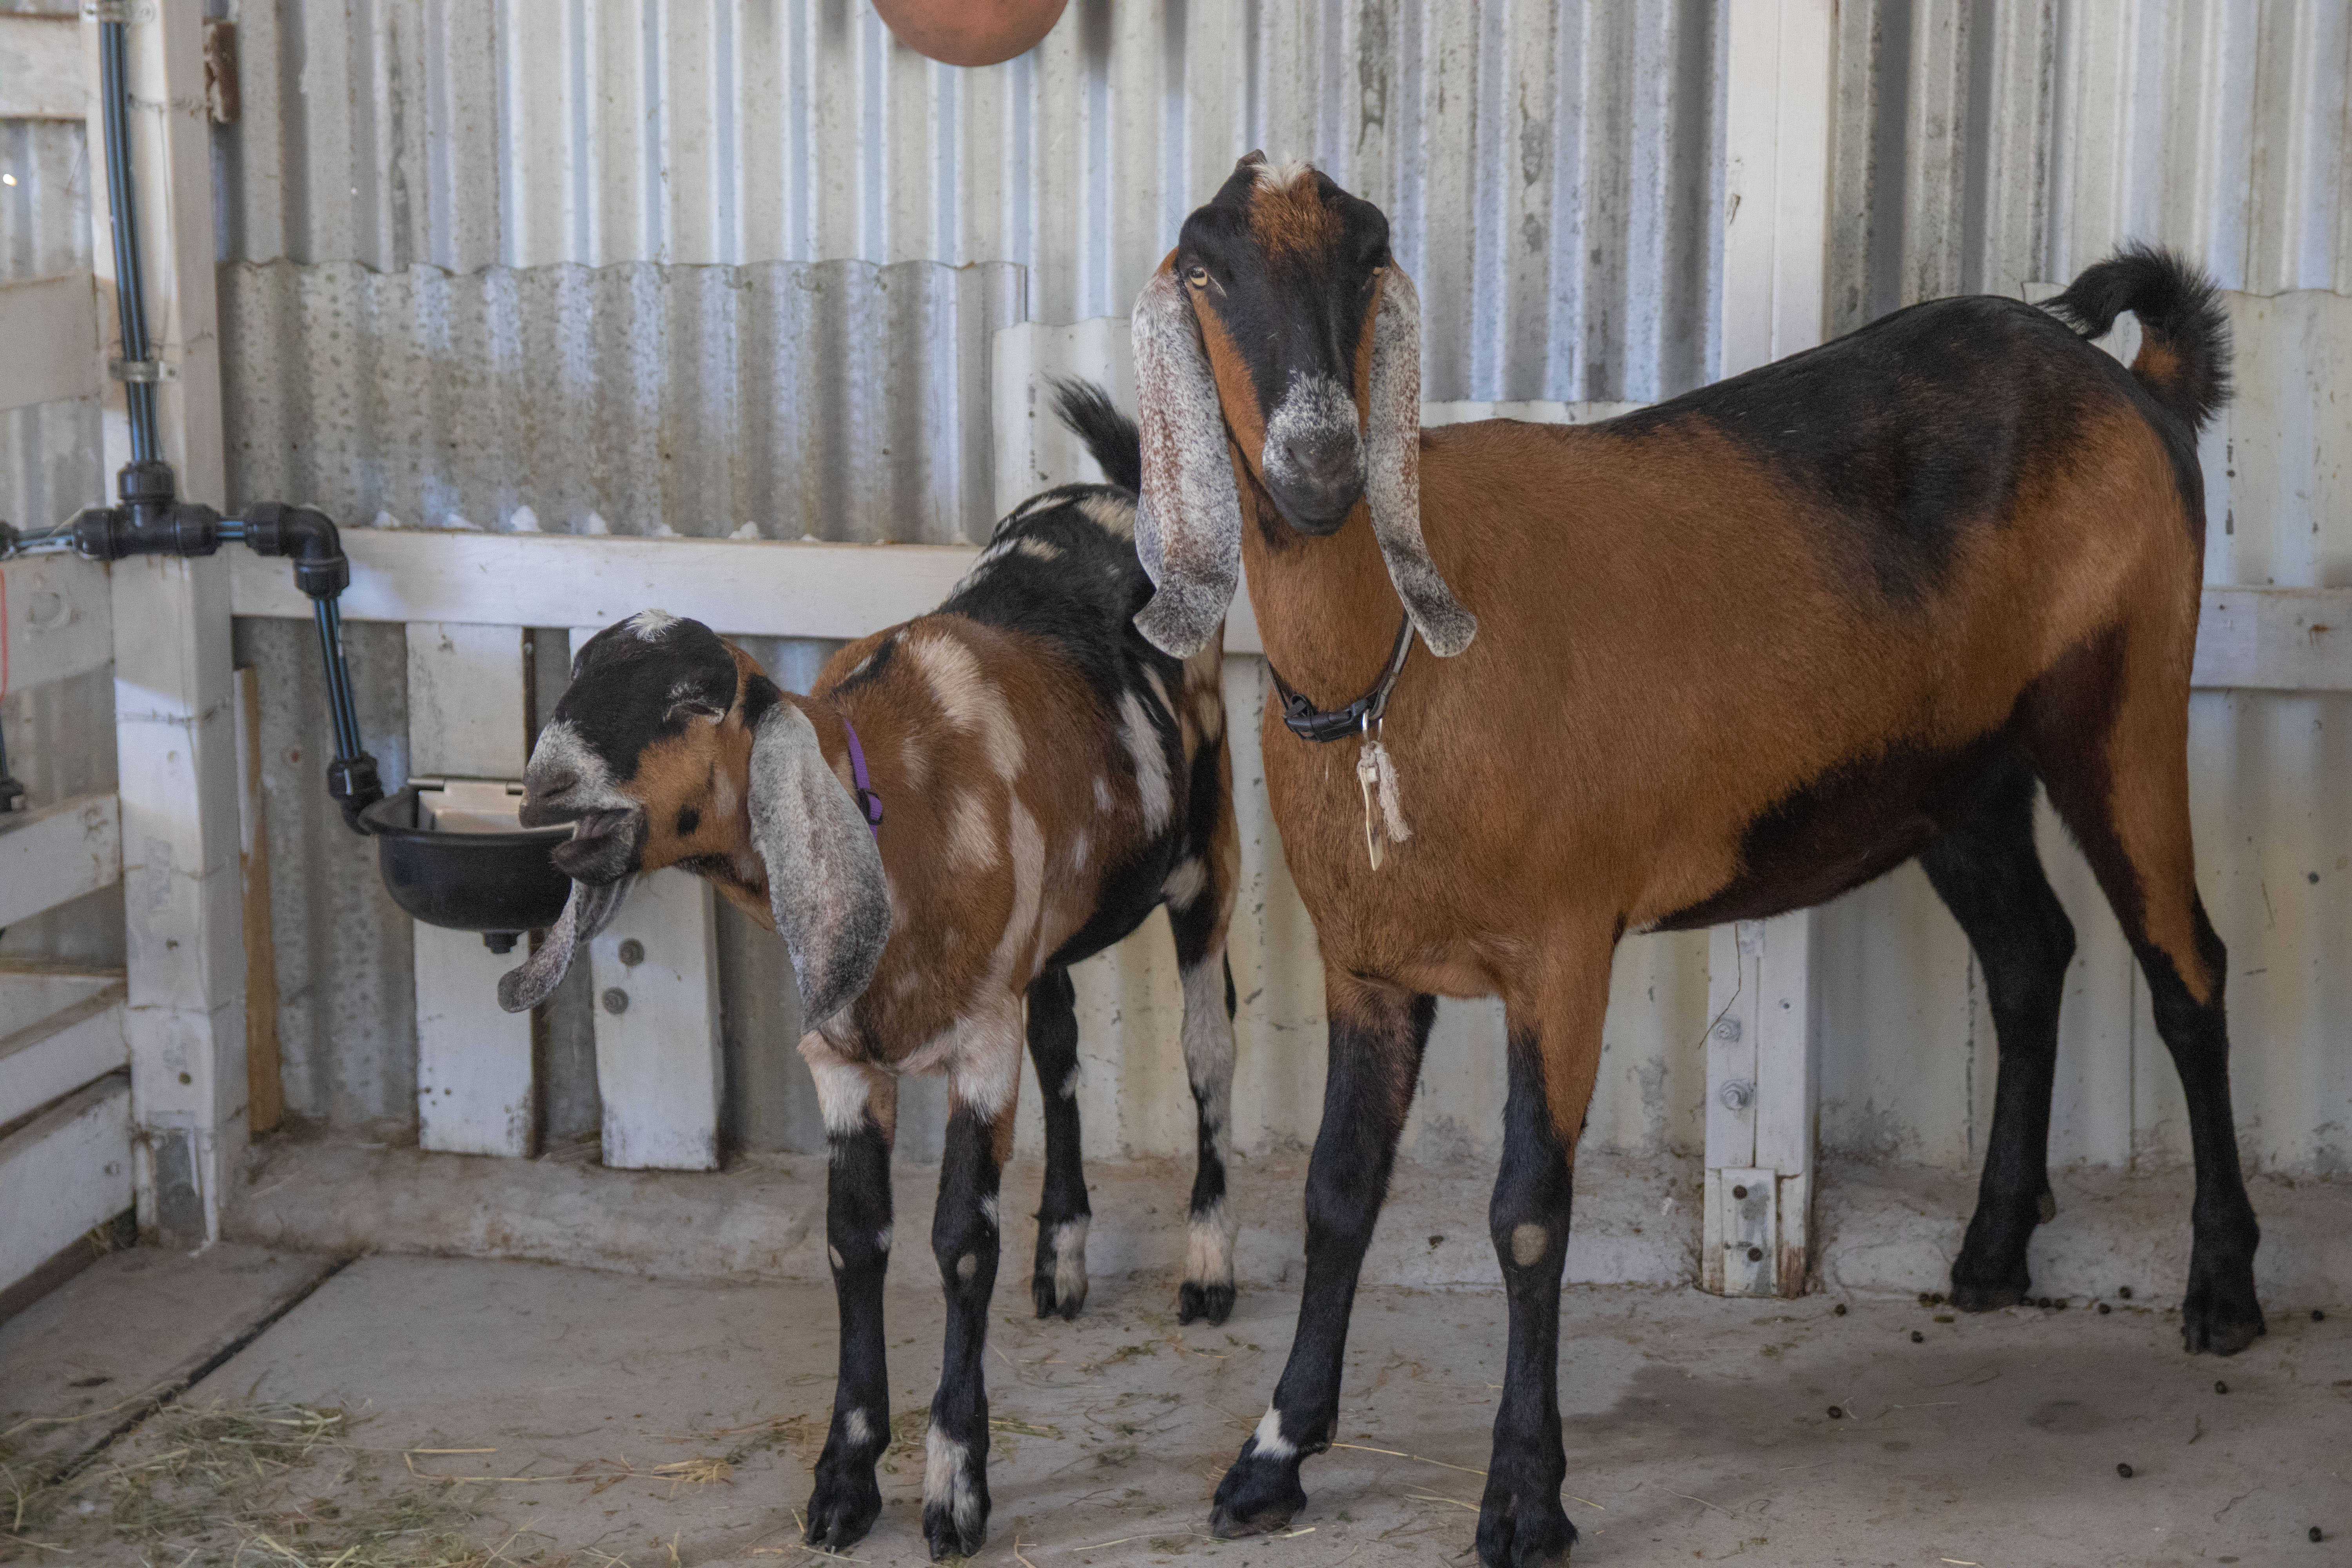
[9,0,2324,1173]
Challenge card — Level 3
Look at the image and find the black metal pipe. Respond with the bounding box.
[97,17,157,463]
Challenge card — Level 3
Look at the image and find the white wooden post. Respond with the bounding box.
[407,623,537,1157]
[1707,0,1833,1298]
[569,627,724,1171]
[85,7,243,1247]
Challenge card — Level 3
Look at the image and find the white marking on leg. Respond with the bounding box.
[1511,1222,1549,1268]
[803,1042,875,1138]
[1120,692,1172,832]
[875,1224,892,1256]
[845,1408,874,1450]
[828,1244,844,1272]
[1059,1063,1080,1100]
[1251,1405,1296,1461]
[980,1194,1000,1230]
[1186,1197,1234,1290]
[1051,1215,1089,1303]
[924,1426,984,1534]
[956,1252,977,1282]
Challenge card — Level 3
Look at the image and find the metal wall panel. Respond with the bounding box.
[218,0,1724,405]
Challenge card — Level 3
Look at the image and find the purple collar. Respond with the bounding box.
[841,715,883,838]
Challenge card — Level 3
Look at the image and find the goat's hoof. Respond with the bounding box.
[1032,1269,1086,1320]
[1475,1485,1577,1567]
[2181,1262,2265,1356]
[1209,1453,1306,1539]
[1948,1274,2030,1313]
[1178,1280,1235,1325]
[802,1468,882,1553]
[922,1502,988,1561]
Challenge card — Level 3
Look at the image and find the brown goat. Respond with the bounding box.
[1131,154,2258,1566]
[500,389,1241,1561]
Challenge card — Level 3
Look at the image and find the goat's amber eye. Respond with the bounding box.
[1185,265,1209,288]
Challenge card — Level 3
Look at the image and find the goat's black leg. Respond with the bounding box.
[1167,821,1240,1326]
[922,1065,1016,1559]
[1475,1025,1580,1568]
[1920,766,2076,1312]
[801,1052,897,1553]
[2032,660,2261,1352]
[1025,967,1091,1320]
[1209,975,1432,1539]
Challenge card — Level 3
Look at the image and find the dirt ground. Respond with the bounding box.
[3,1244,2345,1568]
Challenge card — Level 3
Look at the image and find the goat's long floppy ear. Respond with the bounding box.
[1366,267,1476,656]
[497,873,636,1013]
[1131,263,1243,657]
[747,702,891,1028]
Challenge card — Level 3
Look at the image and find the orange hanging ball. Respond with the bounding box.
[871,0,1069,67]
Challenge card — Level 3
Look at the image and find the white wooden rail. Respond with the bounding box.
[1708,0,1837,1298]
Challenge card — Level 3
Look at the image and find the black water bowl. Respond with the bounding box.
[361,781,571,951]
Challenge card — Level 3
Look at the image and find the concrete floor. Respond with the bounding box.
[2,1245,2346,1568]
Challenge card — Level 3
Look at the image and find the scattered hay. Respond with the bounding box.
[2,1400,519,1568]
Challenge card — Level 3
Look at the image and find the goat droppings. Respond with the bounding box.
[2117,1463,2135,1479]
[1826,1406,1844,1420]
[1911,1330,1924,1343]
[1832,1303,1847,1316]
[2098,1302,2112,1314]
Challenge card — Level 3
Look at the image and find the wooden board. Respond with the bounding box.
[584,867,722,1171]
[0,1074,132,1302]
[0,983,126,1128]
[233,668,283,1135]
[2,554,113,700]
[0,271,101,414]
[0,794,121,931]
[406,628,535,1158]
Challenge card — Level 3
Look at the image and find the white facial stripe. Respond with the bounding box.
[627,608,680,640]
[1253,158,1312,190]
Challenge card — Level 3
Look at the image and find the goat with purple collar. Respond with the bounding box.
[498,386,1240,1560]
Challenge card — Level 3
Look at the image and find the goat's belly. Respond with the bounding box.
[1644,725,2020,932]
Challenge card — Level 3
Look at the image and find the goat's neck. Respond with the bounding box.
[1236,470,1413,709]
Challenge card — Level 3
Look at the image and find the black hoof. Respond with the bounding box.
[2182,1261,2265,1356]
[1475,1486,1578,1566]
[1032,1268,1085,1320]
[1209,1450,1307,1539]
[922,1499,988,1561]
[1179,1280,1236,1325]
[1949,1274,2031,1313]
[803,1466,882,1553]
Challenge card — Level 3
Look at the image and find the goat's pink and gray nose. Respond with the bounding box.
[1262,374,1365,533]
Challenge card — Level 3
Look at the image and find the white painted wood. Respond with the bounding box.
[2,554,114,701]
[89,7,243,1246]
[0,271,102,412]
[223,528,2352,696]
[415,919,535,1158]
[2191,588,2352,691]
[407,630,535,1157]
[0,793,121,930]
[229,533,994,648]
[1709,0,1834,1299]
[0,1074,131,1299]
[1720,0,1833,376]
[0,965,120,1038]
[0,984,127,1127]
[584,867,723,1172]
[0,13,84,121]
[406,622,530,778]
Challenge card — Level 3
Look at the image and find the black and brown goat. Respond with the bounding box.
[498,387,1240,1560]
[1130,154,2259,1566]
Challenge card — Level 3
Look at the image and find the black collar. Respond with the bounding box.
[1269,616,1415,744]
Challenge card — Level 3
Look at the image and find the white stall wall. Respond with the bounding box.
[208,0,2348,1177]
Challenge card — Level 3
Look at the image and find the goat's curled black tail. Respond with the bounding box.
[2043,243,2232,432]
[1051,377,1143,494]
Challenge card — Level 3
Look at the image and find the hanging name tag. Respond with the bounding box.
[1355,735,1411,869]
